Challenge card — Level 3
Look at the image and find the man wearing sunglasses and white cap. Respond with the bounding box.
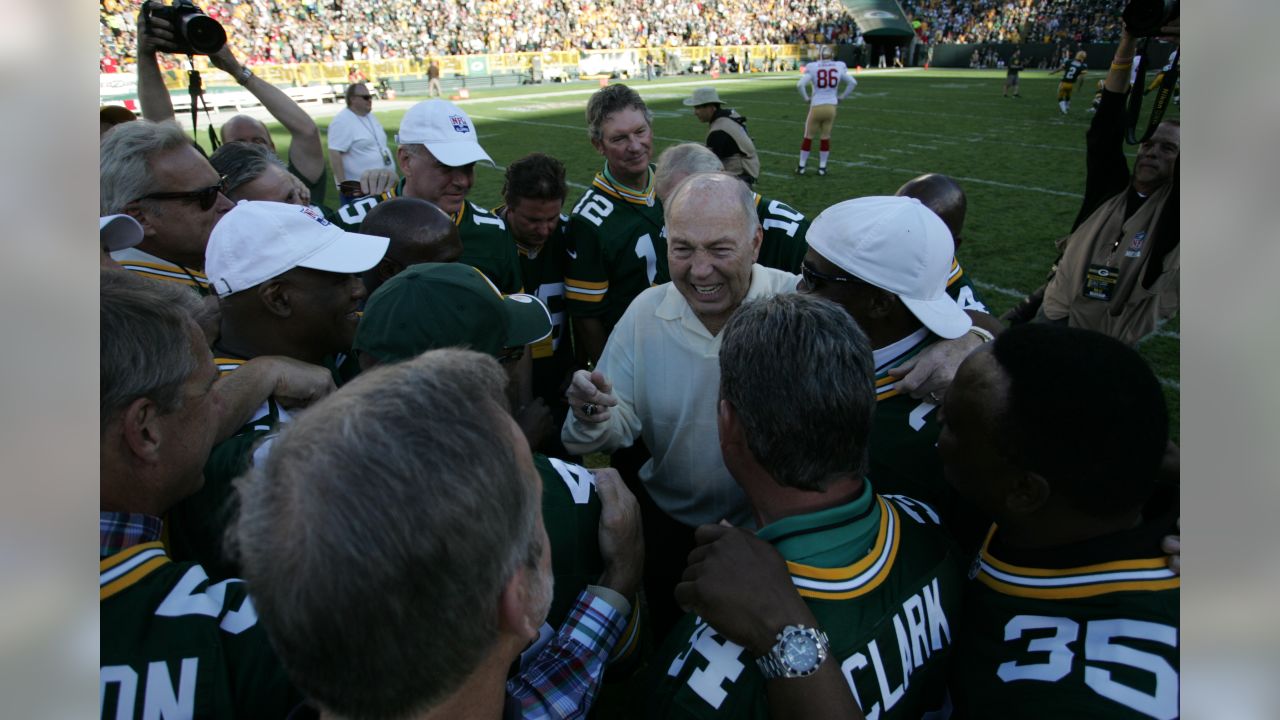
[800,195,993,549]
[334,99,523,295]
[166,200,389,579]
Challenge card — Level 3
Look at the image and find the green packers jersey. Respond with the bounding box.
[331,183,403,231]
[754,194,809,273]
[333,182,523,294]
[501,207,576,407]
[1063,59,1086,83]
[952,525,1180,720]
[535,453,642,667]
[647,491,963,720]
[947,257,988,313]
[564,168,668,329]
[100,543,299,719]
[868,333,947,509]
[455,201,524,295]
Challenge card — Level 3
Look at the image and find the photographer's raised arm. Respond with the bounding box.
[1105,31,1140,94]
[209,47,325,185]
[134,10,178,122]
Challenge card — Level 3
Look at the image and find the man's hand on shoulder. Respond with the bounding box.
[593,468,644,600]
[675,524,814,656]
[359,168,399,197]
[257,356,338,410]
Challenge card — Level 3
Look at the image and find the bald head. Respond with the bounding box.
[895,173,967,250]
[655,143,724,204]
[221,115,275,150]
[359,197,463,295]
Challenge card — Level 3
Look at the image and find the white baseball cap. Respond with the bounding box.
[395,99,494,168]
[99,214,143,251]
[807,196,972,339]
[206,201,390,297]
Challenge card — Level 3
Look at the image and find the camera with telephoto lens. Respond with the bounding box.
[1122,0,1179,38]
[142,0,227,55]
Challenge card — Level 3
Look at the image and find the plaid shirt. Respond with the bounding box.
[509,589,626,719]
[100,511,163,558]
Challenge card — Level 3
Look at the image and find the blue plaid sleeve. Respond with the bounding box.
[508,590,627,719]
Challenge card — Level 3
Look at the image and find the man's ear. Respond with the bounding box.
[123,201,159,239]
[749,226,763,263]
[589,137,605,157]
[396,147,414,177]
[121,396,164,463]
[1006,471,1051,515]
[375,257,402,283]
[866,287,897,320]
[257,279,292,318]
[497,566,541,642]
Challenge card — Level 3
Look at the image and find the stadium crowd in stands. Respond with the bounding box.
[901,0,1126,45]
[101,0,860,70]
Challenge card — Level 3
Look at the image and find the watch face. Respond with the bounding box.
[782,633,819,671]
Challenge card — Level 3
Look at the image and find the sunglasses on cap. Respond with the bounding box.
[800,261,864,289]
[137,177,227,211]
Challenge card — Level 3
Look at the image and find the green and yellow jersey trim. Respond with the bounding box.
[974,526,1180,599]
[564,277,608,303]
[787,497,900,600]
[948,258,963,287]
[591,172,656,207]
[100,541,171,601]
[117,260,210,291]
[213,357,247,377]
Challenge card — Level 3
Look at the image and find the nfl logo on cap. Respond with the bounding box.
[450,115,471,134]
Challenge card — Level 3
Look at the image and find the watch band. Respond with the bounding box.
[755,625,830,680]
[236,66,254,85]
[967,326,994,343]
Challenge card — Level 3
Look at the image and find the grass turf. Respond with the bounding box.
[255,67,1180,436]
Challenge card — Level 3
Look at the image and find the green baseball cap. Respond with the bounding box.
[354,263,552,363]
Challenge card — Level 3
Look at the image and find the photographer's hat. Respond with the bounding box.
[395,100,494,168]
[682,87,724,107]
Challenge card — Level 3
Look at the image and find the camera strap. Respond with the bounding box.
[186,59,220,151]
[1125,40,1179,145]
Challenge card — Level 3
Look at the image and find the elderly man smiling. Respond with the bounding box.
[561,172,796,634]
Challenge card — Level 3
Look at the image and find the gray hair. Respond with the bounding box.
[100,120,193,215]
[585,83,653,142]
[720,294,876,491]
[209,141,287,196]
[655,143,724,203]
[232,348,540,718]
[100,269,203,435]
[666,172,759,239]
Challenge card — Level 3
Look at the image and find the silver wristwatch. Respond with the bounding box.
[755,625,830,679]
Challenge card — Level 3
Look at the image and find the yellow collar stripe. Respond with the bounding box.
[787,498,900,600]
[100,541,171,601]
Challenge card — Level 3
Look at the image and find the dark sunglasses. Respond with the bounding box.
[800,261,862,288]
[353,93,373,100]
[137,177,226,211]
[497,344,525,365]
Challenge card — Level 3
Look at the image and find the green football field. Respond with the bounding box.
[256,67,1180,437]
